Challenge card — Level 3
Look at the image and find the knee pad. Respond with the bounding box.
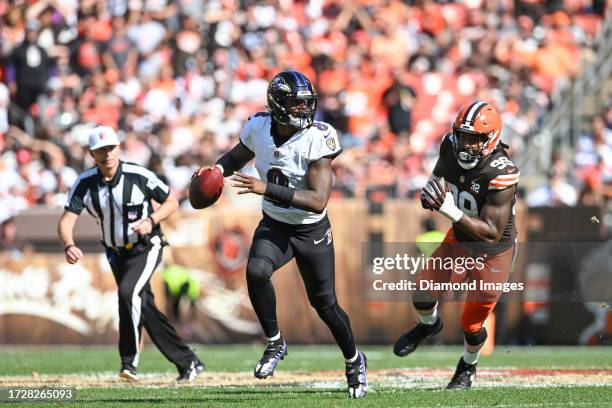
[413,300,437,311]
[246,258,274,284]
[464,327,488,346]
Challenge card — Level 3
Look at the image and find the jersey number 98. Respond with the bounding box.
[447,182,479,217]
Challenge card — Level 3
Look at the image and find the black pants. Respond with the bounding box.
[107,235,194,371]
[246,213,357,359]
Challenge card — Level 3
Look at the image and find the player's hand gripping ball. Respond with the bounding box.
[189,166,224,209]
[421,178,449,211]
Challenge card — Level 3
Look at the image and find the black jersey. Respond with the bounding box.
[439,133,519,244]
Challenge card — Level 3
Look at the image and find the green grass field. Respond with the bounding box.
[2,345,612,407]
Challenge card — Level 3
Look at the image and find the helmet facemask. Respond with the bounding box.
[268,93,318,129]
[452,128,490,169]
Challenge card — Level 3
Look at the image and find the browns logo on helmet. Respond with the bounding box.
[451,101,502,169]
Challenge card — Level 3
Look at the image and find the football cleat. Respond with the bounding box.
[393,317,443,357]
[176,358,205,382]
[119,366,138,381]
[254,337,288,379]
[346,351,368,398]
[447,357,477,389]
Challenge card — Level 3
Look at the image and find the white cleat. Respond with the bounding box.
[346,351,368,398]
[119,369,138,381]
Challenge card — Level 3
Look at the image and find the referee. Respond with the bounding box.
[58,126,204,382]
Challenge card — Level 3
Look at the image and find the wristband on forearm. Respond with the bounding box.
[64,244,76,252]
[439,193,464,223]
[265,183,295,207]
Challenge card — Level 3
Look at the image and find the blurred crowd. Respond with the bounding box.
[0,0,609,225]
[527,108,612,207]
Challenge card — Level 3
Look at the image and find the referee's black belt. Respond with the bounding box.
[100,234,168,255]
[102,239,156,256]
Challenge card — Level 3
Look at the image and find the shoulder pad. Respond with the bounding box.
[247,111,271,121]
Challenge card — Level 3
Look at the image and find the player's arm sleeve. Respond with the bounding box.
[64,179,88,215]
[488,162,520,191]
[310,126,342,162]
[142,170,171,203]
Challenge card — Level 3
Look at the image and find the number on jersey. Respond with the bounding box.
[447,182,479,217]
[313,122,328,132]
[267,168,289,187]
[490,157,514,170]
[266,168,290,208]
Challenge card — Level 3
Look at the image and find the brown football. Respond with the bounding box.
[189,166,224,209]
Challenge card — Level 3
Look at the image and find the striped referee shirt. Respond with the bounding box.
[65,161,170,248]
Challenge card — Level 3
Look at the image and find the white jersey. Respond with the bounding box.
[239,112,342,225]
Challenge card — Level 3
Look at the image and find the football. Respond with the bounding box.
[189,166,224,209]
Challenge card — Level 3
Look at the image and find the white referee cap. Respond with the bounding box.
[89,126,120,150]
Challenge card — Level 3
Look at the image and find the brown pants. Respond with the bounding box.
[416,228,516,333]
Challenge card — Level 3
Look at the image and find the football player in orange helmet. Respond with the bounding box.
[394,101,520,389]
[451,102,504,169]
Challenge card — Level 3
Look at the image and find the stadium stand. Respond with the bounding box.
[0,0,609,226]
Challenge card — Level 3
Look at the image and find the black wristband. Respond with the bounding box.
[265,183,294,207]
[64,244,76,252]
[147,216,156,227]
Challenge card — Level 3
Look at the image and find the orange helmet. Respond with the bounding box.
[452,101,502,169]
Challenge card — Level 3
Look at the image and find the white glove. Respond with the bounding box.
[438,191,464,222]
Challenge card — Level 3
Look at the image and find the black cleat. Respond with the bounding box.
[176,358,205,382]
[346,351,368,398]
[254,337,288,379]
[447,357,477,389]
[393,317,443,357]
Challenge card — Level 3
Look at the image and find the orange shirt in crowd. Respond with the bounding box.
[370,30,408,69]
[318,65,349,96]
[533,42,579,81]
